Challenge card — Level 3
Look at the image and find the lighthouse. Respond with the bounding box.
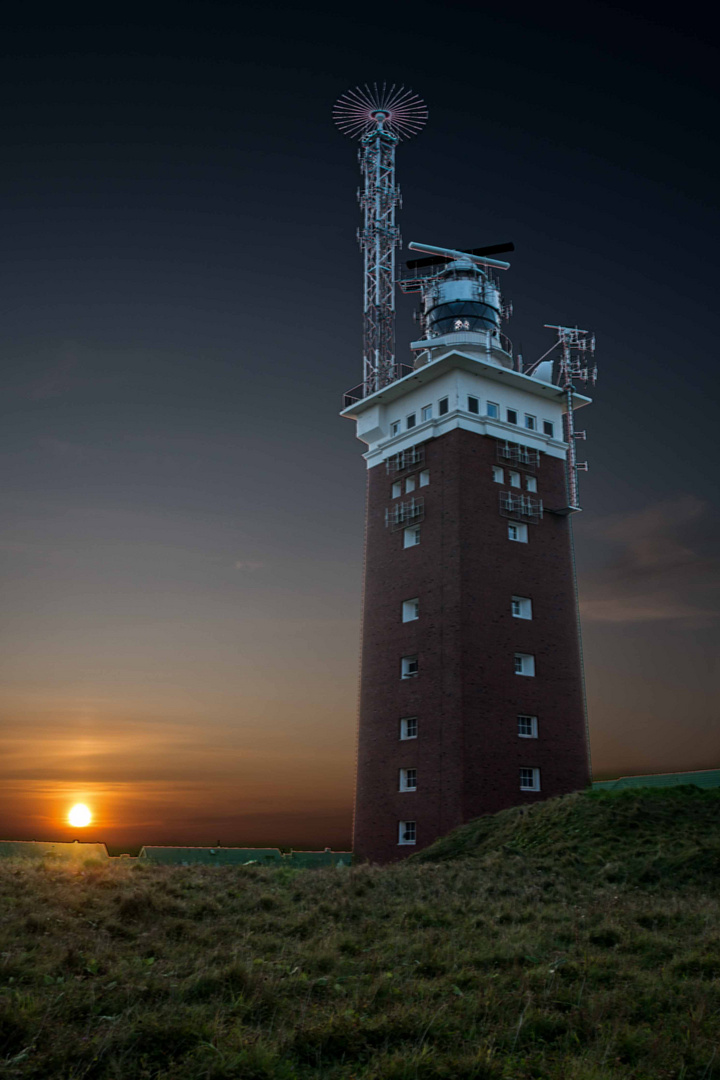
[334,87,594,863]
[341,243,593,863]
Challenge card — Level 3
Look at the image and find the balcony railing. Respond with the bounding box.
[343,364,415,409]
[385,497,425,531]
[499,491,543,523]
[385,444,425,475]
[497,441,540,470]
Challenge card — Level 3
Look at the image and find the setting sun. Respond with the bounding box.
[68,804,92,828]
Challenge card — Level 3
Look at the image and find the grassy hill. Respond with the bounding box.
[0,788,718,1079]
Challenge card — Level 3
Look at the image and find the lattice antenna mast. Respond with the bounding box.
[527,326,597,510]
[334,85,427,395]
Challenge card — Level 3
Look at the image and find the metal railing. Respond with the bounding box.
[385,497,425,531]
[497,441,540,470]
[385,444,425,475]
[342,363,415,408]
[499,491,543,523]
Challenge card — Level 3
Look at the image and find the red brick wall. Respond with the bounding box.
[353,427,590,864]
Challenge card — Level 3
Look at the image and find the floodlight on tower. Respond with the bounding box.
[334,84,427,397]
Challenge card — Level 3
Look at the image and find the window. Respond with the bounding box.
[391,481,402,498]
[401,655,418,679]
[405,475,416,494]
[511,596,533,619]
[391,421,400,437]
[399,768,417,791]
[514,653,535,676]
[520,768,541,791]
[419,469,430,487]
[525,414,536,430]
[543,420,554,437]
[518,715,538,739]
[508,522,528,542]
[509,470,521,488]
[438,397,449,416]
[507,409,518,425]
[404,526,421,548]
[492,466,504,484]
[468,396,479,414]
[526,476,537,493]
[487,401,499,419]
[400,717,418,740]
[398,820,416,845]
[421,404,432,422]
[406,413,417,430]
[402,598,419,622]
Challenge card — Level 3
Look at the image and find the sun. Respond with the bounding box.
[68,804,92,828]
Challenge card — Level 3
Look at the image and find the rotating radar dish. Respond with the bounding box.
[333,83,428,140]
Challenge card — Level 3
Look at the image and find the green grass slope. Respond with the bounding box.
[0,789,717,1079]
[412,787,720,887]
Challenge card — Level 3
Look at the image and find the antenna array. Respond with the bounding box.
[334,84,427,396]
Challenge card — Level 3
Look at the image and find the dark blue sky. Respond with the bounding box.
[0,0,717,846]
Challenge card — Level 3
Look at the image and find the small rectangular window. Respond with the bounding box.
[391,421,400,436]
[468,396,479,414]
[391,481,402,498]
[514,652,535,676]
[507,409,518,425]
[438,397,449,416]
[402,598,419,622]
[405,475,416,494]
[400,717,418,740]
[401,655,418,679]
[487,401,499,419]
[511,596,533,619]
[520,767,541,791]
[419,469,430,487]
[518,715,538,739]
[421,404,432,422]
[404,526,421,548]
[406,413,417,430]
[399,768,417,791]
[543,420,554,437]
[398,820,416,845]
[508,522,528,543]
[525,414,536,430]
[509,470,521,488]
[492,466,504,484]
[526,476,537,493]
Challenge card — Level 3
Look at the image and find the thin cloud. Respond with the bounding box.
[579,496,720,626]
[235,560,265,570]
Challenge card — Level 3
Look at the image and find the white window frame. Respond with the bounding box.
[543,420,554,437]
[406,413,417,430]
[508,522,528,543]
[487,401,499,419]
[400,717,418,740]
[419,469,430,487]
[506,408,518,425]
[509,470,521,488]
[520,768,541,792]
[401,655,418,679]
[421,404,432,422]
[517,715,538,739]
[405,475,416,494]
[438,397,449,415]
[391,481,402,498]
[390,420,400,437]
[399,768,417,791]
[514,652,535,677]
[402,598,419,623]
[468,395,480,414]
[526,476,537,493]
[492,465,504,484]
[524,414,536,430]
[511,596,532,620]
[398,820,416,845]
[404,526,421,548]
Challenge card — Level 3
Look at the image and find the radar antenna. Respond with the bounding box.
[334,84,427,396]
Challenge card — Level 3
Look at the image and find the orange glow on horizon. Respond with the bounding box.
[68,804,92,828]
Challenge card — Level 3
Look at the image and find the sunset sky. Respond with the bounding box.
[1,2,718,849]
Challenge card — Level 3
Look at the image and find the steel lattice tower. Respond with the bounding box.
[334,85,427,396]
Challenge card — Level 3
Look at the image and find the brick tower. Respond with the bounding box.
[342,244,593,863]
